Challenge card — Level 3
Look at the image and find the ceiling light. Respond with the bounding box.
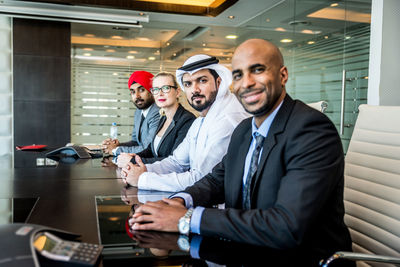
[266,18,270,22]
[84,71,89,74]
[228,15,235,19]
[84,34,95,37]
[112,73,118,76]
[139,12,145,16]
[106,49,115,52]
[345,36,351,40]
[301,29,314,34]
[225,35,238,39]
[203,48,211,51]
[324,35,329,39]
[128,50,138,54]
[0,0,148,27]
[83,53,91,56]
[136,37,151,41]
[111,35,123,39]
[275,27,286,32]
[308,7,371,23]
[307,41,315,44]
[280,39,292,43]
[330,3,339,7]
[126,55,135,59]
[83,48,93,51]
[202,43,206,46]
[166,42,170,46]
[148,56,156,60]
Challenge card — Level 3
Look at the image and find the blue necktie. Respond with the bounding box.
[242,134,265,209]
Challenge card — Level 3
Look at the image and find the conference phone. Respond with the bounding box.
[34,231,102,266]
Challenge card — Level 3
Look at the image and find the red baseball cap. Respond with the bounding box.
[128,70,154,92]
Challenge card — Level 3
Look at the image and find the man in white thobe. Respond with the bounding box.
[121,54,249,192]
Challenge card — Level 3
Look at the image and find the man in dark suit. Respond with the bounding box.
[129,39,352,264]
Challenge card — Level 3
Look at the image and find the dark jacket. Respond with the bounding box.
[184,94,352,263]
[132,104,195,164]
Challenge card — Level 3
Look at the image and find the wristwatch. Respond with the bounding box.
[178,208,194,235]
[177,235,190,252]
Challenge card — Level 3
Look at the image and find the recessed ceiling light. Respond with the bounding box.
[83,48,93,51]
[139,12,145,16]
[203,48,211,51]
[266,18,271,22]
[330,3,339,7]
[136,37,151,41]
[111,35,123,39]
[228,15,235,19]
[148,56,156,60]
[301,29,314,34]
[166,42,171,46]
[202,43,206,46]
[83,53,91,56]
[128,50,138,54]
[84,71,89,74]
[126,55,135,59]
[324,35,329,39]
[307,41,315,44]
[280,39,292,43]
[112,72,118,76]
[225,35,238,39]
[106,49,115,53]
[84,34,95,37]
[275,27,286,32]
[345,36,351,39]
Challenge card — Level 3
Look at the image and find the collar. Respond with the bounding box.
[141,104,152,118]
[251,99,284,138]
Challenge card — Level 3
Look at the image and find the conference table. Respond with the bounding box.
[0,148,334,267]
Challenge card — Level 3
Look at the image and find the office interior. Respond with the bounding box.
[0,0,399,265]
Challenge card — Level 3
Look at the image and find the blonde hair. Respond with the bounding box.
[153,71,179,88]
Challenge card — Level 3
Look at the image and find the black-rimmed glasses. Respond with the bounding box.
[150,85,177,95]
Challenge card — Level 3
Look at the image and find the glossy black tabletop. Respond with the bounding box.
[0,149,350,267]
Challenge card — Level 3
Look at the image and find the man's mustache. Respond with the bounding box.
[238,87,264,98]
[191,93,205,101]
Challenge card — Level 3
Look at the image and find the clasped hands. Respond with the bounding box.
[128,198,187,232]
[120,155,147,187]
[102,138,120,154]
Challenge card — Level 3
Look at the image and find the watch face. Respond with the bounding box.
[177,235,190,252]
[178,219,189,234]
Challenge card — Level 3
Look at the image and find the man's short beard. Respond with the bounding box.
[238,86,280,117]
[134,98,154,110]
[189,90,217,112]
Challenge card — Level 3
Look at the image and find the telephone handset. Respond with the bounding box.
[34,231,102,265]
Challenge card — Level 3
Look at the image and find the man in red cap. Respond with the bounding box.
[102,70,160,155]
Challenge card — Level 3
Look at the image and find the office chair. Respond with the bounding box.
[307,100,328,113]
[321,104,400,267]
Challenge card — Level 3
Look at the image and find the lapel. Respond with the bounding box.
[134,109,142,141]
[151,115,166,154]
[253,94,295,188]
[230,120,253,207]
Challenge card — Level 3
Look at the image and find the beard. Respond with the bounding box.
[189,90,217,112]
[238,86,282,117]
[134,98,154,110]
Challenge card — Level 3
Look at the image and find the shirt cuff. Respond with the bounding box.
[189,235,203,259]
[190,206,205,235]
[137,172,149,190]
[112,147,119,156]
[169,192,193,208]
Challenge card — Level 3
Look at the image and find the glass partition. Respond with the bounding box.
[71,0,372,152]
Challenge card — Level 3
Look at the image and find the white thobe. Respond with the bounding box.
[137,90,249,192]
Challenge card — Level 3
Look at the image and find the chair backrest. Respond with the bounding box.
[307,100,328,113]
[344,104,400,267]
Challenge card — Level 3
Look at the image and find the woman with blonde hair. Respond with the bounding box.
[117,72,195,167]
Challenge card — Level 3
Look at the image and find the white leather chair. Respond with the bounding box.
[321,104,400,266]
[307,100,328,113]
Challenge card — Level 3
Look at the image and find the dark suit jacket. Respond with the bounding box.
[184,94,352,261]
[132,104,195,164]
[119,102,160,153]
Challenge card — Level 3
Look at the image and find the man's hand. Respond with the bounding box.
[117,153,135,168]
[120,186,139,205]
[121,156,147,187]
[102,138,120,154]
[101,156,116,167]
[129,198,187,232]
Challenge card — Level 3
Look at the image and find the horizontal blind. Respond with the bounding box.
[71,61,186,145]
[286,24,370,153]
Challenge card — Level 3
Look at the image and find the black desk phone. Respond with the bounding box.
[46,146,93,159]
[34,231,102,266]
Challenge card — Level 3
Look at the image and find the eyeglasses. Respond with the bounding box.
[150,85,177,95]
